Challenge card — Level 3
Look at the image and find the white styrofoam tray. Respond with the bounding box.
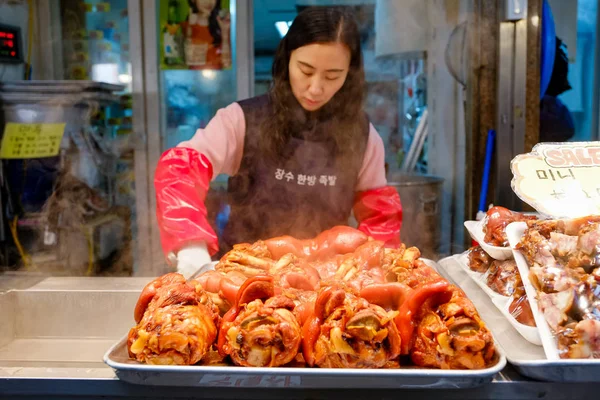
[506,222,600,367]
[464,220,513,260]
[455,252,541,346]
[439,254,600,382]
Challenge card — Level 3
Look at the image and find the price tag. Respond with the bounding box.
[511,141,600,218]
[0,123,65,159]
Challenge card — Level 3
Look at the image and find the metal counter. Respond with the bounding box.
[2,366,598,399]
[0,276,596,399]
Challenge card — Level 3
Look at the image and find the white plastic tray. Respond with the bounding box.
[439,254,600,382]
[506,222,560,360]
[455,253,541,346]
[507,221,600,365]
[464,220,513,260]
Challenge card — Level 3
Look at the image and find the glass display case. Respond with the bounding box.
[146,0,243,266]
[0,0,138,276]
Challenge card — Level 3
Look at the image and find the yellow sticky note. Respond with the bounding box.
[0,123,66,159]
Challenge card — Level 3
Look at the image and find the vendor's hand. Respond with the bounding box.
[176,242,212,279]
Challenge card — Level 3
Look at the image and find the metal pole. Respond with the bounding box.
[592,0,600,140]
[140,0,165,276]
[234,0,254,100]
[513,18,528,169]
[495,0,528,210]
[127,0,153,276]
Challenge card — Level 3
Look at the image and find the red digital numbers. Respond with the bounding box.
[0,29,19,58]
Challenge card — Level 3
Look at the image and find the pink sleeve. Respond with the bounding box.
[177,102,245,178]
[355,123,388,191]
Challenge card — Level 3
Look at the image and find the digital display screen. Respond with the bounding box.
[0,24,21,63]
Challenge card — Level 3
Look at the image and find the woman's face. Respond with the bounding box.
[289,42,351,112]
[194,0,216,15]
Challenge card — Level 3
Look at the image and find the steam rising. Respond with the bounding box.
[219,95,367,257]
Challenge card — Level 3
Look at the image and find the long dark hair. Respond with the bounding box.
[261,7,367,161]
[187,0,222,46]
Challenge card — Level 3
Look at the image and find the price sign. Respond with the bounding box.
[0,123,65,159]
[511,142,600,218]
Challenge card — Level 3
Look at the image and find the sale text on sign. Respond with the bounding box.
[511,142,600,218]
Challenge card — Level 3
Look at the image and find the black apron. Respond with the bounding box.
[219,94,369,256]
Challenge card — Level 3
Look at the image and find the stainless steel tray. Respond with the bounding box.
[103,259,506,389]
[104,337,505,389]
[438,255,600,382]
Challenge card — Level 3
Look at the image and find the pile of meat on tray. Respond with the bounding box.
[467,245,536,327]
[128,226,496,370]
[482,206,538,247]
[516,216,600,359]
[467,206,537,327]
